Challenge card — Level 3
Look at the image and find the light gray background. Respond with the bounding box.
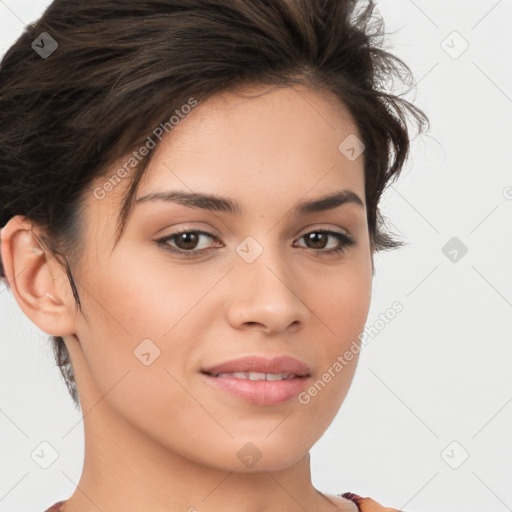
[1,1,511,511]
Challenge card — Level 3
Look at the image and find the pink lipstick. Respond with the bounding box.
[201,355,311,406]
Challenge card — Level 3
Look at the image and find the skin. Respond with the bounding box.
[1,83,372,512]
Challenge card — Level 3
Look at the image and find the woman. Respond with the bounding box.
[0,0,428,510]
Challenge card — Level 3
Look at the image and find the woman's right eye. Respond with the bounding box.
[156,229,220,258]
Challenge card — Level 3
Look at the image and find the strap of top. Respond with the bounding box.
[341,492,403,512]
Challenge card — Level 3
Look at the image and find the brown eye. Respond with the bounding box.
[157,229,218,257]
[303,232,329,250]
[295,229,355,255]
[174,232,201,250]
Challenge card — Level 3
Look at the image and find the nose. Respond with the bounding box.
[225,243,311,335]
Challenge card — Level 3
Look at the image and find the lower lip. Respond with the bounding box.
[201,373,309,406]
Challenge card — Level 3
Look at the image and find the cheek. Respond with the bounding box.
[82,254,216,342]
[73,265,209,448]
[73,257,219,403]
[312,261,372,343]
[290,259,371,422]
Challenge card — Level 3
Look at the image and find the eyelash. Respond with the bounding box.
[155,228,355,259]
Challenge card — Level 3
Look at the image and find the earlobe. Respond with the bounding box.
[0,215,75,337]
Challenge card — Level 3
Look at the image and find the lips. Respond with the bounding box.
[201,356,311,406]
[201,355,310,378]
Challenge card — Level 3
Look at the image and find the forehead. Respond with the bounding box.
[88,84,364,232]
[164,83,359,154]
[140,84,362,191]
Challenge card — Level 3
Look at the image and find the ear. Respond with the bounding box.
[0,215,77,337]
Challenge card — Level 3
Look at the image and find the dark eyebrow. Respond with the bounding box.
[134,189,364,215]
[294,190,364,215]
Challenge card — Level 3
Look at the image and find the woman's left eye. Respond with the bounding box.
[294,229,355,255]
[156,229,355,258]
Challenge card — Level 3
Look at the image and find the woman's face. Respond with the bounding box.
[69,83,373,471]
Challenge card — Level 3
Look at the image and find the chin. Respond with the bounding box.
[223,437,312,473]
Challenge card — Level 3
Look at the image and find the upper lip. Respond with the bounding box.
[202,355,311,377]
